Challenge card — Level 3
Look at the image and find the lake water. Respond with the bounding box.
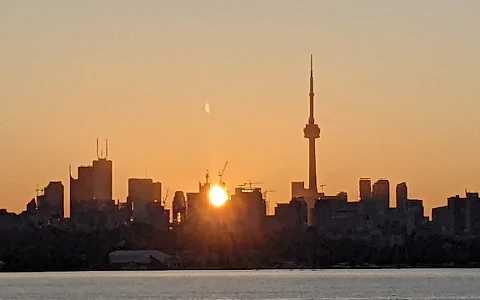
[0,269,479,300]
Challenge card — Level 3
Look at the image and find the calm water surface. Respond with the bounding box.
[0,269,479,300]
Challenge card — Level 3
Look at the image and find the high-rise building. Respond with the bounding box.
[37,181,64,219]
[230,187,266,229]
[172,191,186,225]
[127,178,163,223]
[128,178,154,203]
[372,179,390,212]
[92,158,112,202]
[359,178,372,201]
[274,197,308,228]
[396,182,408,212]
[291,181,306,199]
[70,139,114,219]
[406,199,425,232]
[186,180,211,222]
[153,182,162,203]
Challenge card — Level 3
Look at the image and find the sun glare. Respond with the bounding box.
[209,185,228,207]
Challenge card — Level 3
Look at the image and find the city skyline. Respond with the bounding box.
[1,1,480,216]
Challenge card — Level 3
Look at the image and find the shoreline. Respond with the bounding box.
[3,264,480,273]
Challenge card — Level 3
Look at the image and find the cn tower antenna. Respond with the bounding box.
[96,138,100,159]
[303,54,321,194]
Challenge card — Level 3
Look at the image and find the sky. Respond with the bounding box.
[1,1,479,216]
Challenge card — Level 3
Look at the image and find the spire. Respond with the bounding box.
[309,54,315,123]
[96,138,100,160]
[105,139,109,159]
[310,54,313,74]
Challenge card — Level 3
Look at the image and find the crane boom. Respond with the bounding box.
[162,187,169,206]
[218,161,228,185]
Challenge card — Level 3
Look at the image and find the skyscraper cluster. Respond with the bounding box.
[0,56,477,239]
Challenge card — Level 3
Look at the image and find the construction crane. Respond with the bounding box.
[162,187,169,207]
[319,183,327,192]
[239,180,263,188]
[263,189,276,215]
[218,161,228,186]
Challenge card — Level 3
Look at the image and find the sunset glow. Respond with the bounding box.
[209,185,228,207]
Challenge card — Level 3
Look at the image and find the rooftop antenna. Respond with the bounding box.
[105,139,109,159]
[145,165,148,178]
[96,138,100,159]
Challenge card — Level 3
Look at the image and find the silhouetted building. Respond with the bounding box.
[153,182,162,203]
[0,209,22,230]
[127,178,166,227]
[230,187,266,229]
[313,192,365,234]
[37,181,64,219]
[433,192,480,235]
[372,179,390,213]
[26,198,37,214]
[274,197,308,229]
[186,179,212,222]
[406,199,426,232]
[128,178,152,206]
[291,181,307,199]
[92,158,113,202]
[70,140,114,223]
[70,165,93,217]
[448,195,468,234]
[396,182,408,212]
[432,206,450,234]
[359,178,372,201]
[172,191,186,225]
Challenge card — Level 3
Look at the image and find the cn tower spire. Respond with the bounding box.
[309,54,314,123]
[303,54,321,194]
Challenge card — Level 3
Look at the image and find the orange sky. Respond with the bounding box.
[1,1,480,216]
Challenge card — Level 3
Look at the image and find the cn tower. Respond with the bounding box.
[303,55,321,194]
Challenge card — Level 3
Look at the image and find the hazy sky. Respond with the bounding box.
[1,1,479,216]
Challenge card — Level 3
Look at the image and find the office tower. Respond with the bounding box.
[70,139,113,219]
[230,187,266,229]
[396,182,408,212]
[93,158,112,202]
[92,139,113,203]
[359,178,372,201]
[128,178,154,203]
[172,191,186,225]
[127,178,164,223]
[186,178,212,222]
[291,182,306,199]
[153,182,162,203]
[70,165,94,215]
[372,179,390,212]
[275,197,308,228]
[37,181,64,219]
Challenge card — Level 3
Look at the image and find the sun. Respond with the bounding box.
[209,185,228,207]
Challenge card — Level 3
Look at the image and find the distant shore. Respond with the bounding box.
[4,264,480,273]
